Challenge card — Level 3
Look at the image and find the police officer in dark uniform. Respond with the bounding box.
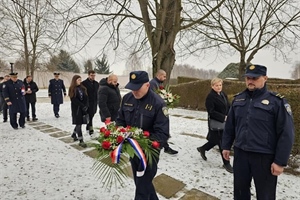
[222,64,294,200]
[1,74,10,122]
[2,72,27,129]
[48,72,66,118]
[116,71,169,200]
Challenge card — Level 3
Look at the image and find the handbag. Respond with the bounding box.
[209,118,225,131]
[82,114,90,124]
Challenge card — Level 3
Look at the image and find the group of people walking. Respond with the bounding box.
[1,64,295,200]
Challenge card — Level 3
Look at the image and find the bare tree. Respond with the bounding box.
[123,53,144,76]
[0,0,62,78]
[290,62,300,79]
[194,0,300,78]
[171,63,219,79]
[57,0,225,83]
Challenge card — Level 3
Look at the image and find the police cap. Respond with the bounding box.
[125,71,149,91]
[9,72,18,77]
[244,64,267,77]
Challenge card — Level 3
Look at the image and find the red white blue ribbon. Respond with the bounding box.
[111,132,147,177]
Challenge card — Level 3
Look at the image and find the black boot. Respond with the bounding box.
[197,147,207,161]
[71,132,78,142]
[164,147,178,155]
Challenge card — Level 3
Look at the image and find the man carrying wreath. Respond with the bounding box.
[116,70,169,200]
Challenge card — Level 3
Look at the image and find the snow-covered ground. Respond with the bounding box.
[1,90,300,200]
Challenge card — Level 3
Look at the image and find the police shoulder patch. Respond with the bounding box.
[284,103,292,115]
[162,107,169,117]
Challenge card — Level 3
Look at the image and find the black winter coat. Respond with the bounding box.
[205,89,230,144]
[82,78,99,115]
[24,79,39,103]
[71,86,89,125]
[98,78,121,122]
[48,79,66,105]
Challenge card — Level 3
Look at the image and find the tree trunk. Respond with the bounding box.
[239,52,247,80]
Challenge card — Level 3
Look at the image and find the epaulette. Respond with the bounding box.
[270,92,284,99]
[234,92,241,97]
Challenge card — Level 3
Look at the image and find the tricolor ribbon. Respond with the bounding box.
[111,132,147,177]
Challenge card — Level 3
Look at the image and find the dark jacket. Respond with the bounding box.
[71,86,89,125]
[82,78,99,115]
[2,79,27,113]
[149,77,163,91]
[23,79,39,103]
[222,85,294,166]
[98,78,121,122]
[205,89,230,145]
[116,89,169,146]
[48,79,66,105]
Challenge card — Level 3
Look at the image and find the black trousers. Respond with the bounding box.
[201,141,229,165]
[9,111,26,128]
[2,102,8,120]
[53,104,60,115]
[86,112,95,134]
[233,147,277,200]
[130,154,159,200]
[26,102,36,118]
[73,125,83,141]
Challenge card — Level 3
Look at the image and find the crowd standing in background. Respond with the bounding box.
[222,64,295,199]
[24,75,39,121]
[82,70,99,138]
[69,75,89,148]
[98,74,121,123]
[116,70,170,200]
[197,77,233,173]
[149,69,178,155]
[48,72,66,118]
[2,72,26,129]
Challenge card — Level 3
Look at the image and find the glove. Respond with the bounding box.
[82,106,88,112]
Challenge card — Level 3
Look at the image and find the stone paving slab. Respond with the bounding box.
[59,137,75,144]
[179,188,219,200]
[40,128,62,133]
[153,173,186,198]
[32,124,53,130]
[49,131,70,138]
[28,122,46,127]
[83,149,100,158]
[181,132,205,139]
[70,143,89,151]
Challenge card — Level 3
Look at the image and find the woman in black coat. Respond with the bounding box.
[197,78,233,173]
[68,75,89,148]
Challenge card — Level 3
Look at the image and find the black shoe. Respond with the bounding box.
[164,147,178,155]
[27,117,30,121]
[3,119,7,122]
[197,147,207,161]
[71,133,78,142]
[55,114,60,118]
[13,127,18,130]
[79,141,87,148]
[223,163,233,173]
[21,125,25,128]
[32,118,38,121]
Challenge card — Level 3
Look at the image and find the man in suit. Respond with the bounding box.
[82,70,99,137]
[48,72,66,118]
[2,72,27,129]
[24,75,39,121]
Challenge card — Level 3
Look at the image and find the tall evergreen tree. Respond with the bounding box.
[94,54,111,74]
[83,59,93,73]
[46,50,80,73]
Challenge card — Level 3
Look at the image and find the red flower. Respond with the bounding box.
[143,131,150,137]
[126,125,131,130]
[159,85,164,90]
[116,136,124,143]
[152,141,160,149]
[104,130,111,137]
[102,141,111,150]
[100,127,106,133]
[120,128,127,133]
[105,119,111,125]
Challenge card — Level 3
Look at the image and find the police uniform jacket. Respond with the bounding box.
[205,89,230,145]
[222,85,294,166]
[71,86,89,125]
[82,78,99,115]
[149,77,162,91]
[98,78,121,122]
[48,79,66,105]
[0,82,4,98]
[24,79,39,103]
[116,89,169,146]
[2,79,27,113]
